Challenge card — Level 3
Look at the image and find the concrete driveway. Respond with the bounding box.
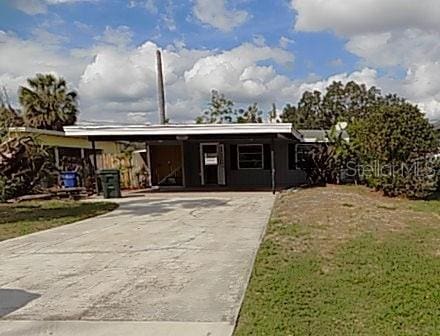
[0,192,274,336]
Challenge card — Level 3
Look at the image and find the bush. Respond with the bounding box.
[0,136,54,202]
[349,103,439,199]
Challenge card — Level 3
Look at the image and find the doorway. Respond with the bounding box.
[150,145,183,186]
[200,143,225,186]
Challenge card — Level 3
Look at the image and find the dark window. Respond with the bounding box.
[295,144,315,169]
[238,144,263,169]
[230,144,238,170]
[263,144,271,170]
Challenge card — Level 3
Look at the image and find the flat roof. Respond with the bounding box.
[64,123,303,139]
[299,129,350,143]
[9,127,72,137]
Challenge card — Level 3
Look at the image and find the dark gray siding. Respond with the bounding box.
[183,142,202,187]
[182,138,306,189]
[274,140,307,187]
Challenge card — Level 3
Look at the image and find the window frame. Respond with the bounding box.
[295,143,316,169]
[237,144,264,170]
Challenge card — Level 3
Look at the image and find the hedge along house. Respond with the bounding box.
[63,123,307,192]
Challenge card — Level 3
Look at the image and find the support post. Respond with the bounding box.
[54,147,60,168]
[271,137,276,195]
[146,142,152,187]
[91,139,99,195]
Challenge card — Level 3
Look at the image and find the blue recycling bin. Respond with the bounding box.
[61,171,78,188]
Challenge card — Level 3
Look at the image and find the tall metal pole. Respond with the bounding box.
[156,49,166,124]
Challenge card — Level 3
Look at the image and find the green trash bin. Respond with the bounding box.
[98,169,122,198]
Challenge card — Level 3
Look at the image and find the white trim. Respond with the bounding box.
[217,144,226,185]
[64,123,300,138]
[200,143,224,186]
[237,144,264,170]
[9,127,68,137]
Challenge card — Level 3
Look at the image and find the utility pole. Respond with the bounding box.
[156,49,166,124]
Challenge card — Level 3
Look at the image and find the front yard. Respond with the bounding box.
[235,185,440,335]
[0,201,118,241]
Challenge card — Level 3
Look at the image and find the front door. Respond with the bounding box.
[200,143,225,186]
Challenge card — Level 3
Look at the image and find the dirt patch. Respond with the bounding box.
[271,185,439,258]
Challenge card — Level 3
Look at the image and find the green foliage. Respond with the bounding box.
[282,81,381,129]
[0,87,23,138]
[0,135,54,202]
[350,102,439,198]
[196,90,263,124]
[283,80,439,199]
[196,90,234,124]
[19,73,78,131]
[236,103,263,123]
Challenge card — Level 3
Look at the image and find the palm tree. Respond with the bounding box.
[19,73,78,131]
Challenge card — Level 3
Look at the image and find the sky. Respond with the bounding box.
[0,0,439,124]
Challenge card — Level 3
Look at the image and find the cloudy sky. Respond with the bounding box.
[1,0,439,123]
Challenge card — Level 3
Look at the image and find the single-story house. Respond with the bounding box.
[63,123,309,191]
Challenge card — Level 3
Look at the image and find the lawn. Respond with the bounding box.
[235,185,440,336]
[0,201,118,241]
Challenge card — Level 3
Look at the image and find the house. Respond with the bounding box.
[63,123,308,191]
[9,127,123,167]
[7,127,143,188]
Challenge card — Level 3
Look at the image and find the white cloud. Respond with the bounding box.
[10,0,94,15]
[296,68,378,97]
[96,26,134,48]
[1,28,300,123]
[279,36,294,49]
[3,21,438,123]
[293,0,440,36]
[193,0,249,32]
[292,0,440,120]
[31,27,68,45]
[128,0,157,14]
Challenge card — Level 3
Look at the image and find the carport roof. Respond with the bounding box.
[64,123,303,140]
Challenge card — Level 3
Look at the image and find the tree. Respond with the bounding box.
[0,87,23,138]
[282,90,324,129]
[349,102,439,198]
[196,90,264,124]
[19,73,78,131]
[236,103,263,123]
[283,80,439,198]
[196,90,234,124]
[0,135,53,202]
[281,81,381,129]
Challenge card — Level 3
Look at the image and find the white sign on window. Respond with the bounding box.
[204,154,218,165]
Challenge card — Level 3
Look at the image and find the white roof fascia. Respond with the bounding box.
[9,127,67,137]
[64,123,301,138]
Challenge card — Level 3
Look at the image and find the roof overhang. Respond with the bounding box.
[64,123,303,141]
[9,127,69,137]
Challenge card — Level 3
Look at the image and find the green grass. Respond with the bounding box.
[0,201,118,241]
[235,187,440,336]
[410,198,440,216]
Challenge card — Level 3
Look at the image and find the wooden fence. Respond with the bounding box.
[95,152,147,189]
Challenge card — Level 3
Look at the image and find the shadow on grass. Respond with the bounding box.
[0,202,118,226]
